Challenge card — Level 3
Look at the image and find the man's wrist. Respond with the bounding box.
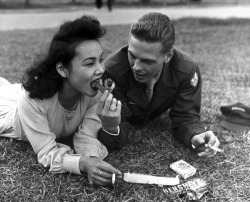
[102,126,120,136]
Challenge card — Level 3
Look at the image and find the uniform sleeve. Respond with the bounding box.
[95,72,130,150]
[18,92,82,175]
[97,123,129,151]
[169,64,205,149]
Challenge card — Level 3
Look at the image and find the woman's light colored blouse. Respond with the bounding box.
[0,84,108,175]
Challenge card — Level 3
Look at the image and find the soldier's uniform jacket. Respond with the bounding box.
[98,46,205,150]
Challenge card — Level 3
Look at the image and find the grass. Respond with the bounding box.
[1,18,250,201]
[0,0,249,11]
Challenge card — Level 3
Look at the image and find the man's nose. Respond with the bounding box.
[132,59,142,71]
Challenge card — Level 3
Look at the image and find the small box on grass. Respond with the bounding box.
[170,160,196,179]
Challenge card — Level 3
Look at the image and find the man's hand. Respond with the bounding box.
[191,130,220,158]
[96,90,121,133]
[79,156,122,186]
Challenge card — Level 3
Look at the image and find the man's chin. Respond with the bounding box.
[134,76,148,83]
[134,74,145,83]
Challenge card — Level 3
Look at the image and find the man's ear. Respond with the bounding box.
[56,62,68,78]
[164,48,174,63]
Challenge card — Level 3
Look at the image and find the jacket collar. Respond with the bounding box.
[127,59,179,110]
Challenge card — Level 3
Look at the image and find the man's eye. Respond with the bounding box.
[143,60,153,65]
[128,52,136,59]
[99,58,104,63]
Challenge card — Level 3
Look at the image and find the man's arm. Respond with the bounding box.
[169,64,205,149]
[97,79,131,150]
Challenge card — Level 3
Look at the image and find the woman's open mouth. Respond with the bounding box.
[90,78,101,91]
[90,76,114,92]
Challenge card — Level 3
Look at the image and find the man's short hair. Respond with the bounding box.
[130,12,175,53]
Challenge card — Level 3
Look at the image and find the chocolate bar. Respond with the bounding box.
[170,160,196,179]
[90,78,114,93]
[91,80,106,93]
[162,178,208,200]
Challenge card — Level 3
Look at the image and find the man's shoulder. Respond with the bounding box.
[172,48,198,75]
[105,45,130,77]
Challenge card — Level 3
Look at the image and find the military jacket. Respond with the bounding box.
[99,46,205,150]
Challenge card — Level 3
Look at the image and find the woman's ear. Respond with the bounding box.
[164,48,174,63]
[56,62,68,78]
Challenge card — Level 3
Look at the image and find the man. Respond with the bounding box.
[99,12,220,157]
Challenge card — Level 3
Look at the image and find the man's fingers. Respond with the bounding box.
[198,150,216,157]
[104,94,114,111]
[116,100,122,114]
[192,135,205,146]
[207,136,220,148]
[96,90,111,113]
[98,90,109,104]
[109,98,117,112]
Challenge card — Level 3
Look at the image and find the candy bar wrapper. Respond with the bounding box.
[170,160,196,179]
[162,178,208,200]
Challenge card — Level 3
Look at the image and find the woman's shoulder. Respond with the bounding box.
[0,83,23,100]
[18,87,59,113]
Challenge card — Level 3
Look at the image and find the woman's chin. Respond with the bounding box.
[87,89,99,97]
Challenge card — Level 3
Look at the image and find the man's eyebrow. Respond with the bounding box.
[128,50,156,63]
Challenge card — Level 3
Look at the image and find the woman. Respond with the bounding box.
[0,15,123,186]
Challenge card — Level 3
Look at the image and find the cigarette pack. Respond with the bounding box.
[170,160,196,179]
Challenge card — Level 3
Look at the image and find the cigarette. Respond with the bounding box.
[205,144,224,153]
[112,173,116,184]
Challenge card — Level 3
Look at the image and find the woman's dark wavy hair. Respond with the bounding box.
[22,15,106,99]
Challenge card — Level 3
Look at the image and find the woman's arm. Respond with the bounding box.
[17,91,82,175]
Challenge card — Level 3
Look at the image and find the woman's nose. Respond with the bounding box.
[97,62,105,74]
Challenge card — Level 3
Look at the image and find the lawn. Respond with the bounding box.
[1,0,250,10]
[1,18,250,201]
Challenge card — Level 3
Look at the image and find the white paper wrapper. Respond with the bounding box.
[123,173,180,186]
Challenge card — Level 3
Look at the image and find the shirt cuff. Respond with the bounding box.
[62,153,82,175]
[102,126,120,136]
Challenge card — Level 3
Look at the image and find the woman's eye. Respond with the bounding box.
[85,62,94,66]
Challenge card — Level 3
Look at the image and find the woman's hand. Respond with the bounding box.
[79,156,122,186]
